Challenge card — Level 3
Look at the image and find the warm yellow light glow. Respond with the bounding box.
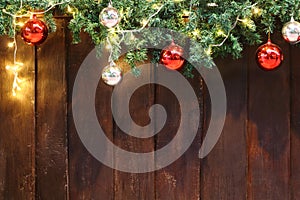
[216,29,226,37]
[205,46,212,56]
[240,18,255,29]
[207,3,218,7]
[7,42,14,48]
[252,7,262,16]
[192,29,201,37]
[105,44,112,50]
[67,5,73,13]
[182,10,190,16]
[141,19,148,27]
[152,3,162,10]
[6,62,24,97]
[15,21,25,27]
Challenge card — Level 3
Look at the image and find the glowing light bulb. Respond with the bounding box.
[152,3,162,9]
[252,7,262,16]
[15,22,25,27]
[67,5,73,13]
[141,19,148,27]
[207,3,218,7]
[7,42,14,48]
[216,29,226,37]
[192,29,201,37]
[6,62,24,97]
[240,18,254,29]
[105,44,112,50]
[182,10,190,16]
[205,46,212,55]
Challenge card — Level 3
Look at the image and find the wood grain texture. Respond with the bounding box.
[201,55,248,200]
[155,69,201,200]
[290,45,300,200]
[67,31,115,199]
[35,19,68,199]
[247,37,290,200]
[113,65,155,200]
[0,36,35,199]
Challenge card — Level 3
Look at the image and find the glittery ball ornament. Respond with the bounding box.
[255,39,283,71]
[101,62,122,86]
[21,14,48,45]
[99,5,120,28]
[160,42,185,70]
[282,17,300,44]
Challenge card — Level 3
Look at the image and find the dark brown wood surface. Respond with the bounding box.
[0,19,300,199]
[201,54,248,200]
[67,31,115,200]
[247,36,290,200]
[35,19,68,199]
[0,36,35,199]
[113,70,155,200]
[155,69,202,200]
[291,45,300,200]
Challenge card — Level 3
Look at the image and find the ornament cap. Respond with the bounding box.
[291,16,295,22]
[30,14,37,19]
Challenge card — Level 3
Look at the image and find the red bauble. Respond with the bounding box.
[255,39,283,71]
[21,15,48,45]
[160,42,185,70]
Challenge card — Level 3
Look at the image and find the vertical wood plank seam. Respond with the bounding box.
[246,49,250,200]
[288,45,292,200]
[64,18,70,200]
[34,46,38,200]
[153,62,157,200]
[113,113,116,200]
[199,76,204,200]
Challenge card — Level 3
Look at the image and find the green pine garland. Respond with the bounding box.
[0,0,299,77]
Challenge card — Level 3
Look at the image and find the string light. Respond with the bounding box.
[66,5,77,16]
[252,6,262,16]
[192,29,201,37]
[6,62,23,97]
[7,42,14,48]
[15,21,25,27]
[2,0,70,97]
[239,18,255,29]
[141,19,148,27]
[216,29,226,37]
[2,0,260,95]
[182,10,190,17]
[207,3,218,7]
[205,46,212,56]
[67,5,73,13]
[107,3,165,66]
[211,3,258,48]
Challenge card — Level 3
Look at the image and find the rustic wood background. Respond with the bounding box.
[0,18,299,200]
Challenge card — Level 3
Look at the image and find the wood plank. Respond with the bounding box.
[113,63,155,200]
[201,55,248,200]
[155,67,201,200]
[0,36,35,199]
[68,32,115,199]
[290,45,300,200]
[247,36,290,200]
[35,19,68,199]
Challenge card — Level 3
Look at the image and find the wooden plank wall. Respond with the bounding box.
[0,18,299,200]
